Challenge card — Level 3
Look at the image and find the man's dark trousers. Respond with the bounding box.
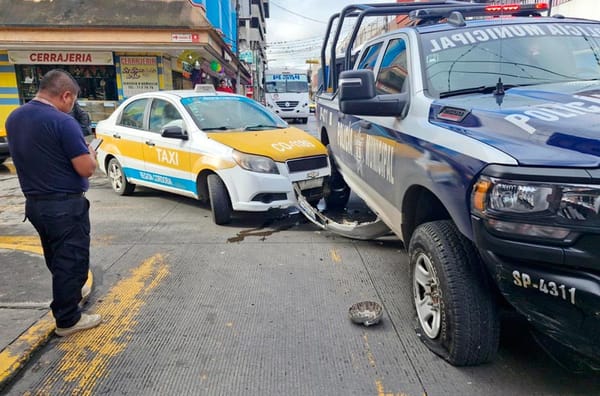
[25,195,90,328]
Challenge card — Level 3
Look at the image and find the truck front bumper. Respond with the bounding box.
[472,216,600,372]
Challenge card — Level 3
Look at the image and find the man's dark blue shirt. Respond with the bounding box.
[6,100,90,195]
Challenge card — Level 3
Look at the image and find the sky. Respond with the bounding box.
[265,0,383,69]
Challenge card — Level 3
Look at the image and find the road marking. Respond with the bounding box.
[36,253,170,395]
[0,235,43,255]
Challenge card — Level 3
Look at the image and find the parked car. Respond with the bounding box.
[0,129,9,164]
[96,87,330,224]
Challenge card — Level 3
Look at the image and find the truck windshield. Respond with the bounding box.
[420,22,600,98]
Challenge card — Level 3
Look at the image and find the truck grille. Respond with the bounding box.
[287,155,328,173]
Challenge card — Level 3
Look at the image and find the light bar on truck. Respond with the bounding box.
[485,3,548,13]
[410,2,549,21]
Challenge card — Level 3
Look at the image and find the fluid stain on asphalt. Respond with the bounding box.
[227,219,296,243]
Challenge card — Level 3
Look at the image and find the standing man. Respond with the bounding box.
[5,69,101,336]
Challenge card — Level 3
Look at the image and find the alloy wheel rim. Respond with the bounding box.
[413,252,441,339]
[109,163,123,191]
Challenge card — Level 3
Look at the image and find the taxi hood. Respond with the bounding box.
[206,127,327,162]
[430,82,600,167]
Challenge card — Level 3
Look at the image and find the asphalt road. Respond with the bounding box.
[1,116,599,395]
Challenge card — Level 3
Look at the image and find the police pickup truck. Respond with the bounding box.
[315,1,600,371]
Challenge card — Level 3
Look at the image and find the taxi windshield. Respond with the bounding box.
[181,96,287,131]
[420,22,600,98]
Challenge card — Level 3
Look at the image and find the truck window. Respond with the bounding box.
[356,42,383,70]
[376,38,408,95]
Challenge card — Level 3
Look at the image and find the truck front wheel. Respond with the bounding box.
[409,220,500,366]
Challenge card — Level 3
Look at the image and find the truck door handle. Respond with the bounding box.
[145,141,155,147]
[112,133,121,139]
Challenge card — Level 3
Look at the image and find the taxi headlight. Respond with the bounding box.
[471,176,600,240]
[232,150,279,174]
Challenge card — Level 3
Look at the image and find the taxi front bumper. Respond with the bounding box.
[218,162,329,212]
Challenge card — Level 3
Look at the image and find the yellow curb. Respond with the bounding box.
[0,269,94,390]
[0,311,55,389]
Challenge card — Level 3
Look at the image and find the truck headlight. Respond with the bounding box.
[232,150,279,174]
[471,176,600,241]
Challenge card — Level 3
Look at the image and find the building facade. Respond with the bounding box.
[238,0,270,103]
[0,0,252,133]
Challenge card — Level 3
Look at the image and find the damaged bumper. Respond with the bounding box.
[472,217,600,372]
[294,184,390,240]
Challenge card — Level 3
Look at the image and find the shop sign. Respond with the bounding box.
[240,50,253,64]
[7,50,113,65]
[171,33,200,43]
[120,56,159,98]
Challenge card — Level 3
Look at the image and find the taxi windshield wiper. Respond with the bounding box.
[243,124,286,131]
[202,126,235,131]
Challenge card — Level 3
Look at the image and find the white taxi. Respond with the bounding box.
[95,86,330,224]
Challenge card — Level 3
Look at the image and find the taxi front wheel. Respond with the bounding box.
[207,174,232,225]
[108,158,135,196]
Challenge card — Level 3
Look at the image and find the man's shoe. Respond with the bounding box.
[55,313,102,337]
[79,284,92,308]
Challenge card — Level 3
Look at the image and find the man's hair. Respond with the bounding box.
[39,69,80,97]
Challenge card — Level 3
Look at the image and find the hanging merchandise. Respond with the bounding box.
[210,60,222,72]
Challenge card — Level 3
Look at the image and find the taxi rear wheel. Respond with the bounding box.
[108,158,135,196]
[207,174,232,225]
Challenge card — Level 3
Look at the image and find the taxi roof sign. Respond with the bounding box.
[194,84,216,93]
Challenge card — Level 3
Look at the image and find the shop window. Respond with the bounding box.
[15,64,118,103]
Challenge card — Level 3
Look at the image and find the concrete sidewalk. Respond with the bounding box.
[0,250,94,390]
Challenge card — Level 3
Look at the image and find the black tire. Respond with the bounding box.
[409,220,500,366]
[207,174,232,225]
[107,158,135,196]
[324,145,350,209]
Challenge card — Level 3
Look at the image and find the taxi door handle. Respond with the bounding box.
[145,141,156,147]
[112,133,121,139]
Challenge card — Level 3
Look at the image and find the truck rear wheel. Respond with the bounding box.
[324,145,350,209]
[409,220,500,366]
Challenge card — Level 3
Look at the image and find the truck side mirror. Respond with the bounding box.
[339,69,376,100]
[339,69,408,117]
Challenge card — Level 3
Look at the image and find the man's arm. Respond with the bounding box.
[71,147,97,178]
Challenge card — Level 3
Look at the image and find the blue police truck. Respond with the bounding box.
[316,1,600,371]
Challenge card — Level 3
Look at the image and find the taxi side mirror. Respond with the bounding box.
[161,125,188,140]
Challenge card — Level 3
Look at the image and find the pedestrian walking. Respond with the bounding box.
[5,69,102,336]
[70,100,92,136]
